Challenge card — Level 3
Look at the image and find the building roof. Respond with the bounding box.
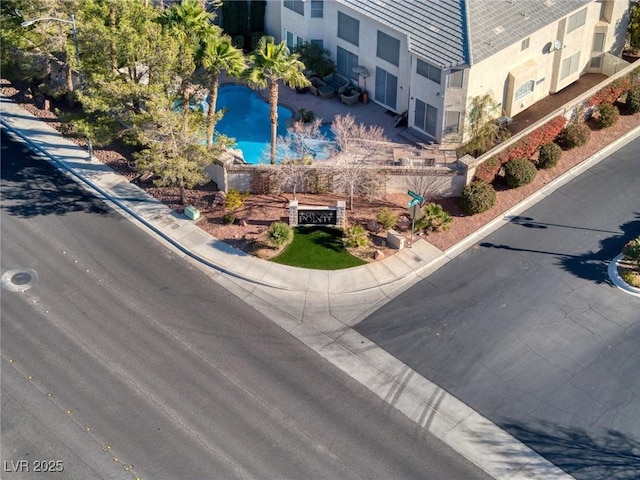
[336,0,469,69]
[336,0,593,68]
[467,0,592,64]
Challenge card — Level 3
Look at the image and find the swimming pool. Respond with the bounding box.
[212,85,333,164]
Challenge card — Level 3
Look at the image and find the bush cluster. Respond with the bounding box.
[504,158,537,188]
[625,86,640,114]
[496,116,566,164]
[344,225,368,249]
[224,188,249,211]
[594,102,619,129]
[414,203,452,233]
[587,77,631,107]
[375,207,398,231]
[474,156,500,183]
[461,181,496,215]
[537,143,562,169]
[557,123,590,150]
[267,221,294,247]
[222,212,236,225]
[623,237,640,267]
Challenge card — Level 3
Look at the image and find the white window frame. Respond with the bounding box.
[444,111,461,134]
[448,69,464,88]
[592,32,605,52]
[416,59,441,85]
[310,0,323,18]
[337,11,359,47]
[567,8,587,33]
[514,80,534,100]
[560,51,581,79]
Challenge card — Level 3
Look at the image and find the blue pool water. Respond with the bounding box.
[212,85,333,164]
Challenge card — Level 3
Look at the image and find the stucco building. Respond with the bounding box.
[263,0,630,145]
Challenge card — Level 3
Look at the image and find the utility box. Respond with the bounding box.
[386,229,405,250]
[184,205,201,221]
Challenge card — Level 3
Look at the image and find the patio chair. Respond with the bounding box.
[318,85,335,99]
[308,76,326,96]
[322,72,350,95]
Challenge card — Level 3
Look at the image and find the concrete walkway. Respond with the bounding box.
[3,95,638,479]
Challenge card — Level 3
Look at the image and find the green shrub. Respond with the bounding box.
[299,108,316,123]
[461,181,496,215]
[267,221,294,247]
[537,143,562,169]
[343,225,368,249]
[557,123,590,150]
[623,237,640,267]
[504,158,537,188]
[626,86,640,114]
[224,188,248,211]
[621,270,640,288]
[222,212,236,225]
[376,207,398,231]
[415,203,452,232]
[594,102,619,128]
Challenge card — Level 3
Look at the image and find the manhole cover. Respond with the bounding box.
[1,269,39,292]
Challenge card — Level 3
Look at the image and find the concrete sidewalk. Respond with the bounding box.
[5,95,637,479]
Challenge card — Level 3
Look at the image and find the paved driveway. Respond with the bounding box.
[356,138,640,479]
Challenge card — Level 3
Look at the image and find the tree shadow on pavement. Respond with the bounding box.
[480,215,640,284]
[493,420,640,480]
[1,132,110,218]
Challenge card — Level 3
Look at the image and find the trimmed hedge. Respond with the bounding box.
[587,77,631,107]
[461,181,496,215]
[557,123,590,150]
[475,156,500,183]
[496,115,567,164]
[537,143,562,169]
[626,86,640,114]
[595,102,619,129]
[504,158,537,188]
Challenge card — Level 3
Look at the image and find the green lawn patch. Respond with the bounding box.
[272,226,367,270]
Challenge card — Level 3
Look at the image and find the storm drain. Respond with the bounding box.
[1,269,39,292]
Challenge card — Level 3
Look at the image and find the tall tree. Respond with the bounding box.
[133,94,228,205]
[200,32,246,148]
[245,36,309,164]
[160,0,216,131]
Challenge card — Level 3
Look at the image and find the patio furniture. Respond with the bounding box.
[308,76,326,96]
[322,72,350,95]
[318,84,335,99]
[340,89,360,105]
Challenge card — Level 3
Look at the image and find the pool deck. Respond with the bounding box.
[221,75,416,147]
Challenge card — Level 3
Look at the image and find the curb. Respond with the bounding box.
[608,253,640,298]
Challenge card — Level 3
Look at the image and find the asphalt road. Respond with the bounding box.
[0,132,490,479]
[357,137,640,479]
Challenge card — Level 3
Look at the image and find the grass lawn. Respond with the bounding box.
[272,226,367,270]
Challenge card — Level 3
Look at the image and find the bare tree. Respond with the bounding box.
[325,114,388,210]
[404,172,453,206]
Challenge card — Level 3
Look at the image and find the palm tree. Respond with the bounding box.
[246,36,309,164]
[161,0,216,131]
[200,32,246,148]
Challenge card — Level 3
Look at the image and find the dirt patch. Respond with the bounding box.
[3,78,639,259]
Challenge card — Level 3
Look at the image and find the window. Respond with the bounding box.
[590,56,602,68]
[521,37,530,51]
[592,32,605,52]
[310,39,324,48]
[311,1,323,18]
[448,69,464,88]
[560,51,581,79]
[376,31,400,66]
[445,111,461,134]
[337,46,358,80]
[567,8,587,33]
[514,80,534,100]
[415,99,437,137]
[286,31,303,50]
[284,0,304,15]
[416,59,441,84]
[338,12,359,46]
[375,67,397,109]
